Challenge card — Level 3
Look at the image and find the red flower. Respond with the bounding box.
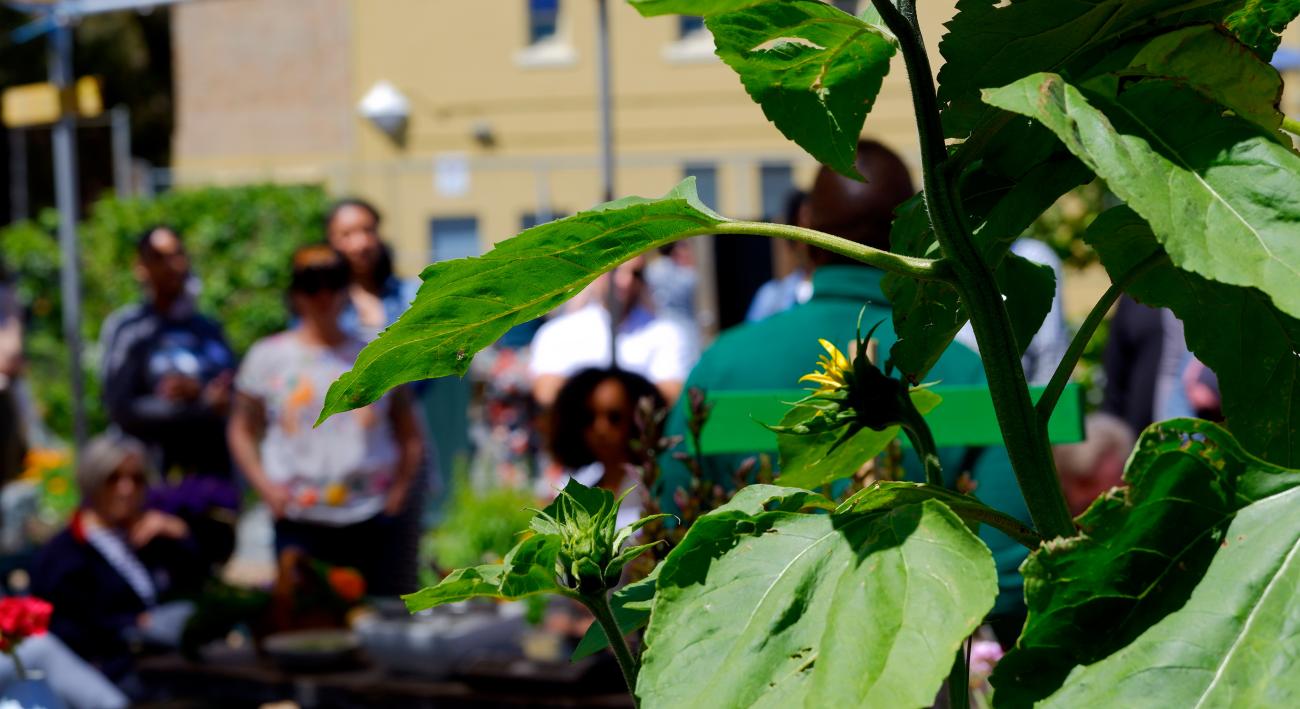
[0,597,52,652]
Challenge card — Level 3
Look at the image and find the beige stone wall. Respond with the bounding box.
[172,0,354,167]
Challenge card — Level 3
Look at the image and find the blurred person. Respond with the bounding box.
[31,434,204,684]
[546,367,667,528]
[324,197,419,342]
[1053,413,1136,516]
[1101,296,1190,434]
[1159,352,1222,423]
[227,246,424,596]
[530,255,699,407]
[745,190,813,323]
[0,264,26,481]
[99,226,239,568]
[644,242,698,324]
[660,140,1034,624]
[0,631,128,709]
[325,197,432,593]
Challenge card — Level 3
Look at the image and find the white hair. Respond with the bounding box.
[76,433,151,500]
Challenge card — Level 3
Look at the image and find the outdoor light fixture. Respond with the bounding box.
[358,80,410,143]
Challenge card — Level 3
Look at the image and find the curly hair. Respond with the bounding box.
[548,367,666,469]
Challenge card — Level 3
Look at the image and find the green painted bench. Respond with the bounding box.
[691,383,1085,453]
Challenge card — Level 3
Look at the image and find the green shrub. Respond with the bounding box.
[0,184,329,439]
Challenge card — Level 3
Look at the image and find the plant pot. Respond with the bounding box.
[1,678,68,709]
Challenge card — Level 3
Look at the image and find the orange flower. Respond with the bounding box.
[327,567,366,603]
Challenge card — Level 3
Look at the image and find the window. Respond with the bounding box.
[678,15,705,38]
[684,163,719,211]
[759,163,795,222]
[430,217,480,263]
[521,210,569,230]
[518,0,575,68]
[832,0,858,14]
[528,0,560,44]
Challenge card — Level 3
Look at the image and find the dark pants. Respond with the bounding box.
[0,387,26,484]
[274,514,412,597]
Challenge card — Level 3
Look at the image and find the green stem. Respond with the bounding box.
[899,402,942,488]
[1282,115,1300,136]
[584,591,640,704]
[870,0,1074,540]
[1035,251,1166,422]
[713,221,951,281]
[9,648,26,681]
[947,640,971,709]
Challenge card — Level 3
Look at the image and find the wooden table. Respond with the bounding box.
[137,647,634,708]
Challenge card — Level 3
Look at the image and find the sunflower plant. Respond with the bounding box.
[323,0,1300,705]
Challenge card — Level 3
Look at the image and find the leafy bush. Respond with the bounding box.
[419,477,537,585]
[0,184,329,439]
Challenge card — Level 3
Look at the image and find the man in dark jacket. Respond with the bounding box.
[98,227,239,566]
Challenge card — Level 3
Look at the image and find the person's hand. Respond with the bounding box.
[129,510,189,548]
[0,353,23,378]
[262,484,293,519]
[202,371,234,416]
[382,483,410,517]
[156,373,201,402]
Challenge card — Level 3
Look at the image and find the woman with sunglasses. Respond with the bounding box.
[30,433,201,695]
[226,246,423,596]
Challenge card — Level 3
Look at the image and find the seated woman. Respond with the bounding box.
[31,433,204,681]
[547,367,666,528]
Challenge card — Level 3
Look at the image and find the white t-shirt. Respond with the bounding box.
[235,332,398,525]
[529,304,698,384]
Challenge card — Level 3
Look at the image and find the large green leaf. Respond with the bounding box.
[710,483,835,515]
[937,0,1240,137]
[984,73,1300,321]
[992,419,1300,706]
[1105,25,1286,142]
[637,499,996,707]
[1225,0,1300,58]
[627,0,755,16]
[775,387,941,490]
[838,481,1040,549]
[1041,433,1300,706]
[706,0,896,179]
[403,535,562,611]
[319,179,723,419]
[1084,207,1299,466]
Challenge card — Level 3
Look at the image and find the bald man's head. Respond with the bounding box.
[802,141,915,263]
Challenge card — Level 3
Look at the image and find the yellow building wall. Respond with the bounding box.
[175,0,1300,311]
[172,0,960,285]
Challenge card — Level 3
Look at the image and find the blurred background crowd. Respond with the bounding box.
[0,1,1294,707]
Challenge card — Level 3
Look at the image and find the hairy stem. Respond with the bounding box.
[1036,251,1166,422]
[584,591,640,704]
[899,401,943,488]
[870,0,1074,540]
[714,221,950,281]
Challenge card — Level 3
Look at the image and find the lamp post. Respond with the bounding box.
[595,0,619,368]
[47,14,87,447]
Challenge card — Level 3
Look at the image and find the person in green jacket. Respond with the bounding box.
[658,140,1031,628]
